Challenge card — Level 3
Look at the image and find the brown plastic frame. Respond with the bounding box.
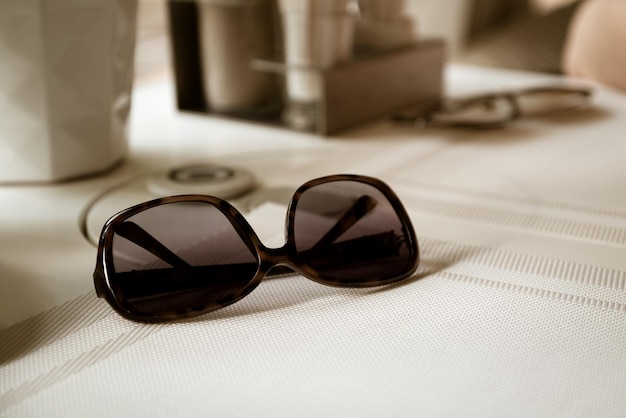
[93,174,420,322]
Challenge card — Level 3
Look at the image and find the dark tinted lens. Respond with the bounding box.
[293,180,417,285]
[109,201,258,317]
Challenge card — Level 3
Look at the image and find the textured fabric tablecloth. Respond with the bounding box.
[2,66,626,416]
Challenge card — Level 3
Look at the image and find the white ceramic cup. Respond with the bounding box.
[0,0,137,183]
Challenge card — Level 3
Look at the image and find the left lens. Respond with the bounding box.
[109,200,258,319]
[292,179,418,285]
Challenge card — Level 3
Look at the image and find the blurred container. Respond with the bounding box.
[197,0,279,115]
[358,0,407,19]
[355,0,417,52]
[277,0,354,129]
[0,0,137,183]
[167,0,445,135]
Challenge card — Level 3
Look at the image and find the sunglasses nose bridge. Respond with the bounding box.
[258,244,295,273]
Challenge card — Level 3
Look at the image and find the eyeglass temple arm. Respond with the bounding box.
[312,195,378,249]
[115,221,192,270]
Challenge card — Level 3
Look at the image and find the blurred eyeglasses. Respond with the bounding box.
[392,86,592,129]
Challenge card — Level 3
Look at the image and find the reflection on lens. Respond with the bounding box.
[110,202,258,316]
[293,181,416,284]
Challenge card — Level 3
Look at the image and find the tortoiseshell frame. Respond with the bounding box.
[93,174,420,322]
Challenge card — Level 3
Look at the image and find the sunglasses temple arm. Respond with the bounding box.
[312,195,378,249]
[115,221,192,270]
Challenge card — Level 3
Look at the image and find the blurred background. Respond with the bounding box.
[134,0,581,81]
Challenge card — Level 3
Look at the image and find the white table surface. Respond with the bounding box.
[2,65,626,416]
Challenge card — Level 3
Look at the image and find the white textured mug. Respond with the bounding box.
[0,0,137,182]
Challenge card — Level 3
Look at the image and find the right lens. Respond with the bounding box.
[292,179,418,285]
[108,201,259,318]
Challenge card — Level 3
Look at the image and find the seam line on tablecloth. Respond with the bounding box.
[397,180,626,221]
[421,238,626,292]
[439,270,626,314]
[0,323,163,412]
[0,294,110,365]
[400,193,626,246]
[405,196,626,246]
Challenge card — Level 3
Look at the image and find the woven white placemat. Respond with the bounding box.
[2,200,625,417]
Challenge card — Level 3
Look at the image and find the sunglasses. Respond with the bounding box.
[392,85,592,129]
[93,175,420,322]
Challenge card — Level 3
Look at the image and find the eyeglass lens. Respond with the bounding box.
[110,202,258,316]
[293,181,414,284]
